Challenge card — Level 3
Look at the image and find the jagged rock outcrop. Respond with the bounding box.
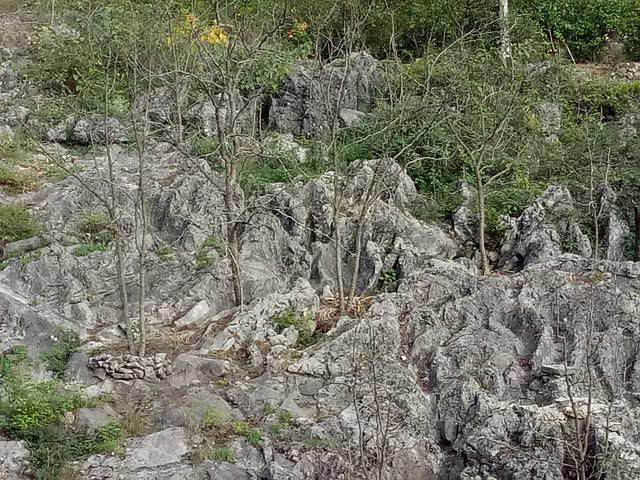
[3,23,640,478]
[500,186,592,270]
[268,52,382,138]
[288,254,640,478]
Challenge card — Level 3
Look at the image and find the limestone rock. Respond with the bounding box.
[0,440,31,479]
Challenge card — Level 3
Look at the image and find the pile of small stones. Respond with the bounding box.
[89,353,173,382]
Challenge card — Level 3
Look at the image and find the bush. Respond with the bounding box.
[0,205,41,243]
[231,421,262,446]
[271,308,318,348]
[515,0,640,60]
[40,328,80,379]
[0,164,40,194]
[79,212,110,236]
[0,350,122,480]
[240,142,328,194]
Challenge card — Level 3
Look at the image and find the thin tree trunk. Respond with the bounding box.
[348,218,365,305]
[634,202,640,261]
[474,163,489,275]
[106,141,136,354]
[499,0,512,63]
[135,134,147,357]
[114,235,135,354]
[220,86,243,307]
[333,174,346,313]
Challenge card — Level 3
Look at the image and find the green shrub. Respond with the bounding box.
[271,308,318,348]
[156,246,175,260]
[0,205,41,243]
[73,243,108,257]
[79,212,110,236]
[200,407,230,431]
[0,350,122,480]
[212,447,235,462]
[231,421,262,446]
[190,136,220,163]
[202,236,224,251]
[516,0,639,60]
[0,165,40,194]
[269,409,293,435]
[240,143,328,194]
[40,328,80,379]
[194,237,224,269]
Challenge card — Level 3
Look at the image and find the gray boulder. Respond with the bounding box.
[500,186,592,270]
[73,406,119,434]
[78,428,193,478]
[269,52,382,138]
[0,440,31,479]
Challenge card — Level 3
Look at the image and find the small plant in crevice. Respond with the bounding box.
[191,445,235,464]
[73,242,108,257]
[303,435,337,450]
[156,245,174,260]
[41,327,80,378]
[269,409,293,436]
[231,421,263,446]
[0,204,41,243]
[78,212,110,237]
[75,212,112,257]
[378,267,398,292]
[194,236,224,270]
[271,308,319,348]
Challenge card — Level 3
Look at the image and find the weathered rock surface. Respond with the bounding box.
[500,186,592,270]
[269,52,382,138]
[78,428,193,479]
[0,439,31,480]
[3,37,640,480]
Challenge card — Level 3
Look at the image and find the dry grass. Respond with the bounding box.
[316,296,374,333]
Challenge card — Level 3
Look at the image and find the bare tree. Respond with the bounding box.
[156,2,294,307]
[448,64,520,275]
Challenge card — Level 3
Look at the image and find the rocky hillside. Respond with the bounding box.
[2,5,640,480]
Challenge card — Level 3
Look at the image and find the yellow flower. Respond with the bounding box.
[201,25,229,46]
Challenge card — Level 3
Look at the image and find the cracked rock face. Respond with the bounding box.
[3,31,640,478]
[268,52,382,138]
[0,440,31,480]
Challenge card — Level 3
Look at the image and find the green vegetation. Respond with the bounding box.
[516,0,640,60]
[231,421,263,446]
[191,445,235,463]
[0,128,77,190]
[271,308,319,348]
[188,407,263,462]
[0,164,39,193]
[378,268,397,289]
[0,205,41,243]
[40,328,80,378]
[195,236,224,270]
[269,409,293,435]
[240,142,328,194]
[73,243,108,257]
[303,435,336,450]
[14,0,640,265]
[79,212,110,236]
[156,245,175,260]
[0,348,123,480]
